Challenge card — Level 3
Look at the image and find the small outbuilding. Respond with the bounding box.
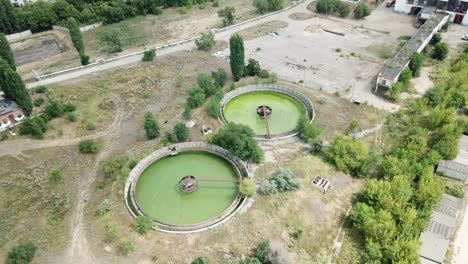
[0,98,25,132]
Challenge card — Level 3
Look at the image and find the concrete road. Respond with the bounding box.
[26,0,313,89]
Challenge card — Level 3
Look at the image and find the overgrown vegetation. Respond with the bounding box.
[142,49,156,61]
[144,112,160,139]
[344,51,468,262]
[195,32,215,51]
[6,242,37,264]
[135,215,153,234]
[315,0,350,18]
[78,139,101,154]
[254,0,283,14]
[353,4,370,19]
[239,178,256,197]
[259,169,300,195]
[218,6,235,26]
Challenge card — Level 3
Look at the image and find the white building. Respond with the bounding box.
[394,0,468,25]
[10,0,35,6]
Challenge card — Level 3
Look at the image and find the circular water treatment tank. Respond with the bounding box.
[220,85,314,139]
[125,143,248,233]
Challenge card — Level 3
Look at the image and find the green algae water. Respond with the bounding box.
[223,92,305,136]
[135,152,239,225]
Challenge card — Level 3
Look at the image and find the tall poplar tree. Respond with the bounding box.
[0,32,16,70]
[0,0,19,34]
[0,58,33,115]
[229,34,245,81]
[67,17,84,54]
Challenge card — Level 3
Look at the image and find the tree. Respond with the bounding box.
[296,115,322,143]
[16,2,57,32]
[67,18,84,54]
[142,49,156,61]
[398,68,412,86]
[144,112,160,139]
[337,3,351,17]
[432,42,448,60]
[229,34,245,81]
[52,0,80,23]
[218,6,235,26]
[0,0,19,34]
[409,53,424,77]
[0,32,16,70]
[187,88,206,108]
[211,123,263,162]
[211,68,227,87]
[6,242,37,264]
[78,140,100,154]
[0,58,33,115]
[195,32,215,51]
[239,178,256,197]
[354,4,370,19]
[254,0,282,14]
[325,135,370,177]
[246,58,261,76]
[174,123,189,142]
[135,215,153,234]
[350,202,375,228]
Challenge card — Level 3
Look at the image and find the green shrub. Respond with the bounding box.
[34,86,48,93]
[50,169,62,183]
[254,240,270,263]
[183,104,192,120]
[218,6,235,26]
[33,98,44,107]
[212,0,219,7]
[432,42,448,60]
[192,256,210,264]
[101,31,122,53]
[144,112,160,139]
[85,121,96,130]
[195,32,215,51]
[409,53,424,77]
[174,123,189,142]
[62,103,76,112]
[211,68,227,87]
[135,215,153,234]
[78,140,100,154]
[198,2,206,9]
[207,92,223,118]
[142,49,156,62]
[337,3,350,17]
[388,82,403,101]
[67,112,77,122]
[445,182,464,198]
[197,73,218,96]
[45,101,64,118]
[296,115,322,143]
[254,0,283,14]
[430,33,442,45]
[179,6,188,14]
[187,88,207,108]
[6,243,37,264]
[19,118,48,139]
[98,199,112,216]
[239,179,256,197]
[129,160,137,169]
[398,68,413,86]
[259,169,300,194]
[354,4,370,19]
[118,239,135,255]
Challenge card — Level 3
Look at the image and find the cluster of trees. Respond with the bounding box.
[315,0,369,19]
[315,0,351,18]
[0,33,33,115]
[210,123,263,163]
[185,69,227,119]
[344,51,468,262]
[253,0,283,14]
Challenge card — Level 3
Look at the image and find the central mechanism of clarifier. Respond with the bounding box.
[179,175,199,193]
[256,105,272,117]
[257,105,272,139]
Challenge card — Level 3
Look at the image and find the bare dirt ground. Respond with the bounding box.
[12,30,80,82]
[218,1,417,112]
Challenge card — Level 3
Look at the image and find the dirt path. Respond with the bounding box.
[0,85,123,159]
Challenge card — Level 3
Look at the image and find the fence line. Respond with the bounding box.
[6,30,32,42]
[34,0,307,81]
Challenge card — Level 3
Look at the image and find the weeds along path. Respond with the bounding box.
[0,85,124,159]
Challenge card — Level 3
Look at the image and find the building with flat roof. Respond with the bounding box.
[376,12,449,89]
[420,194,462,264]
[394,0,468,25]
[0,98,25,132]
